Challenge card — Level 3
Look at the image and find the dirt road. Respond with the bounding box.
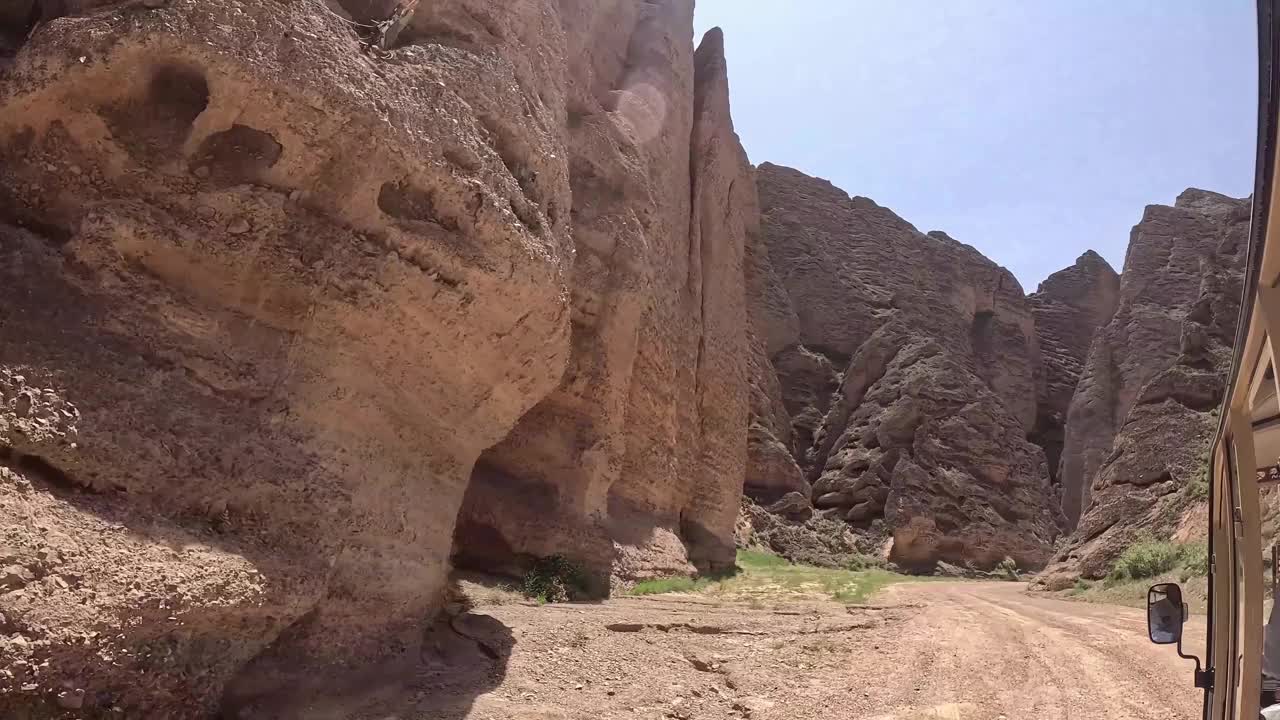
[858,582,1207,719]
[323,581,1206,720]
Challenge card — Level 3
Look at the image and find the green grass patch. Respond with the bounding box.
[1178,542,1209,580]
[1065,578,1094,597]
[736,549,789,569]
[626,549,933,605]
[629,576,717,596]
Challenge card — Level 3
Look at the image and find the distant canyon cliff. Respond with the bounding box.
[740,168,1245,587]
[0,0,1243,715]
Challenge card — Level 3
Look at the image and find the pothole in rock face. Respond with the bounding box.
[377,181,459,231]
[102,64,209,165]
[190,124,283,186]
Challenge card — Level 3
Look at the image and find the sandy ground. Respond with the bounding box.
[302,580,1207,720]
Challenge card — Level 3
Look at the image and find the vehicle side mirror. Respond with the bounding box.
[1147,582,1187,645]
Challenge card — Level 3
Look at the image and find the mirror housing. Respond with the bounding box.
[1147,582,1186,645]
[1145,582,1210,689]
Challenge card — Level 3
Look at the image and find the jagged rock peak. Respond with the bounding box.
[698,25,726,54]
[1032,250,1119,299]
[1175,187,1249,214]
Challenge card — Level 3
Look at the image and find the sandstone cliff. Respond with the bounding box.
[454,16,752,586]
[747,164,1061,572]
[0,1,750,715]
[742,167,806,505]
[1027,252,1120,492]
[1039,189,1248,587]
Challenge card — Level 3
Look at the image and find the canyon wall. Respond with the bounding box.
[0,0,749,715]
[746,163,1063,571]
[1038,189,1249,587]
[0,1,1249,713]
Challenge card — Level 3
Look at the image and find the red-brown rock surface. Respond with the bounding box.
[454,16,752,584]
[0,1,750,715]
[1027,251,1120,496]
[1039,189,1248,587]
[743,169,807,505]
[750,163,1061,571]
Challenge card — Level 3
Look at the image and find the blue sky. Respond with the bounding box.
[693,1,1257,291]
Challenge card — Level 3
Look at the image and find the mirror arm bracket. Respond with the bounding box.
[1193,666,1214,691]
[1176,642,1212,690]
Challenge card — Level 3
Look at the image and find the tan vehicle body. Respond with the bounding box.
[1183,3,1280,717]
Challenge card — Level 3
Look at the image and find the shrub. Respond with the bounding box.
[845,553,886,572]
[993,556,1020,582]
[1108,541,1182,583]
[1186,475,1209,501]
[1187,436,1213,500]
[521,555,587,603]
[1178,542,1209,579]
[1107,540,1208,585]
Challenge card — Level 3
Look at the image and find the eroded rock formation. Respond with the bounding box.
[1028,251,1120,493]
[0,0,748,715]
[1038,189,1248,587]
[453,15,752,585]
[747,164,1062,571]
[743,172,807,505]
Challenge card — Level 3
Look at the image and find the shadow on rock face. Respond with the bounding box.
[0,1,37,58]
[219,611,515,720]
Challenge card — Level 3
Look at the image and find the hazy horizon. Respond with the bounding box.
[693,1,1258,291]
